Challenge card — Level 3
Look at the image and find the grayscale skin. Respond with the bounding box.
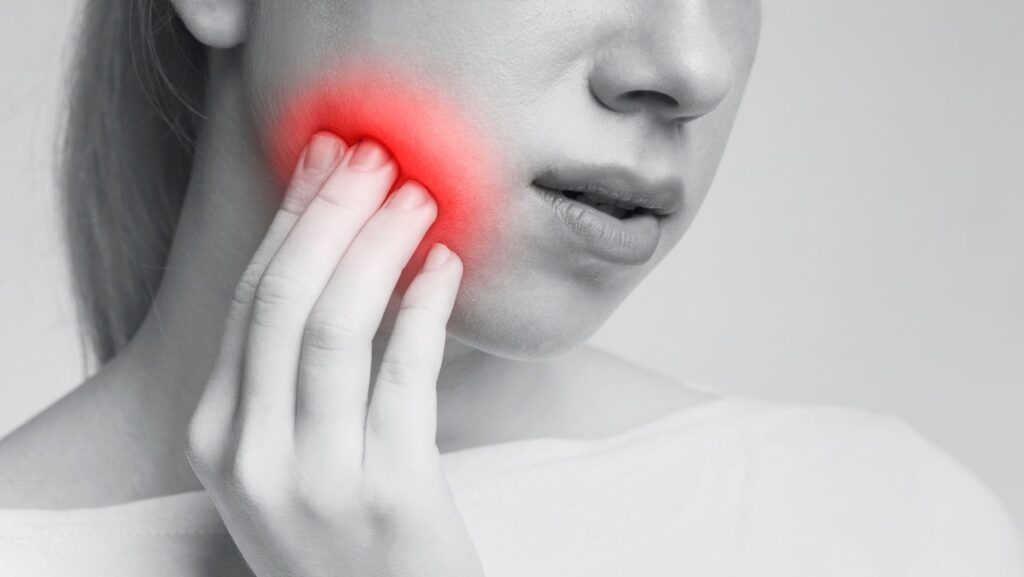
[0,1,762,575]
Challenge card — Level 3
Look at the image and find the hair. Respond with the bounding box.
[60,0,208,369]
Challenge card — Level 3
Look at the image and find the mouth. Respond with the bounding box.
[532,164,684,219]
[543,188,656,220]
[528,162,685,265]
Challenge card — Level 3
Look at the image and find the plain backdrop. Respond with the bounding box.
[1,1,1021,526]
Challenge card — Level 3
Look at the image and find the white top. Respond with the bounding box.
[1,396,1021,577]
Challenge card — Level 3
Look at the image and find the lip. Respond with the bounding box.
[529,162,685,265]
[531,183,664,265]
[533,164,685,216]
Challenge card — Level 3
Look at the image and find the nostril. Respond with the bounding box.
[587,14,738,126]
[622,90,681,112]
[589,54,733,125]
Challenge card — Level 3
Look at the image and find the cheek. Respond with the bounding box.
[268,58,509,283]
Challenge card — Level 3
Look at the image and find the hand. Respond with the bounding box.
[185,133,485,577]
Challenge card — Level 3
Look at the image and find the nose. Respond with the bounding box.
[588,3,735,125]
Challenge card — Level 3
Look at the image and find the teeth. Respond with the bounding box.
[563,189,639,217]
[580,192,637,211]
[594,203,631,218]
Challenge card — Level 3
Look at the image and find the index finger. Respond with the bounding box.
[190,133,347,455]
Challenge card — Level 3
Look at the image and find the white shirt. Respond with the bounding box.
[1,397,1021,576]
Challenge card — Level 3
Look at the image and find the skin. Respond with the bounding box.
[0,0,761,573]
[244,0,761,358]
[187,136,489,576]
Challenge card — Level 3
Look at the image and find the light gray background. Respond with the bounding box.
[2,1,1021,525]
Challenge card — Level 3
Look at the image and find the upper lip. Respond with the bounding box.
[533,163,685,216]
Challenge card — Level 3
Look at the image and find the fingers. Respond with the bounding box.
[293,180,437,470]
[189,133,346,465]
[364,244,463,470]
[219,134,347,387]
[197,130,461,499]
[234,139,399,456]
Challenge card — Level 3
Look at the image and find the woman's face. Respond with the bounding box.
[243,1,762,359]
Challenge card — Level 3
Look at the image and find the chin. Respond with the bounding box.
[445,284,616,361]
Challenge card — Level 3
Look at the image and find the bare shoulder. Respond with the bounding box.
[736,401,1024,575]
[0,367,199,509]
[0,381,109,507]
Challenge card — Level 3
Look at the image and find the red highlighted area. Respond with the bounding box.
[269,60,506,282]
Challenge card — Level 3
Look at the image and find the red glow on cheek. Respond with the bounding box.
[269,60,506,283]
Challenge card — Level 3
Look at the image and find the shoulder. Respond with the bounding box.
[0,383,110,508]
[0,365,195,509]
[880,417,1024,576]
[733,400,1024,576]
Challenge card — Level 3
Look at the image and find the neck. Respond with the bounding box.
[110,52,558,455]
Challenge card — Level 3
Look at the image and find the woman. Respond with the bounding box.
[0,0,1021,575]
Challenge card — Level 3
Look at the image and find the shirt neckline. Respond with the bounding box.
[0,391,751,535]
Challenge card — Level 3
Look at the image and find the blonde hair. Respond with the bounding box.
[61,0,207,367]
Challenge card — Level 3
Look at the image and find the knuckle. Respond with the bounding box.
[364,482,407,521]
[184,392,232,476]
[249,273,305,327]
[184,418,218,475]
[294,475,353,520]
[280,178,321,215]
[278,191,308,216]
[361,477,431,532]
[303,309,364,352]
[362,213,434,250]
[350,227,392,252]
[231,263,264,307]
[399,303,448,331]
[316,184,368,212]
[227,451,272,505]
[376,357,421,387]
[254,273,305,308]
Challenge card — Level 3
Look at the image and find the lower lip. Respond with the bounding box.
[531,184,663,265]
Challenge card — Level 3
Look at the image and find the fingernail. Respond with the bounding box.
[303,133,342,172]
[346,138,390,171]
[423,243,453,271]
[385,181,431,211]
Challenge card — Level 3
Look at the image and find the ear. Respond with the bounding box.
[170,0,248,48]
